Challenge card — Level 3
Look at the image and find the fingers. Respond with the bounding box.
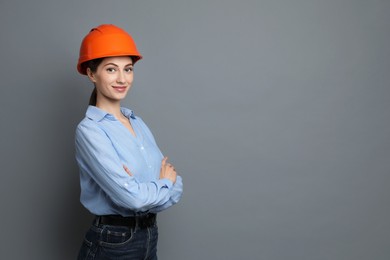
[123,165,133,176]
[162,156,168,165]
[160,156,177,184]
[162,157,176,171]
[167,163,177,175]
[163,157,176,172]
[168,163,175,171]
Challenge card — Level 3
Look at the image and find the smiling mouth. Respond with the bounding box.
[113,86,127,92]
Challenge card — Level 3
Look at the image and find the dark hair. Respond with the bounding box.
[82,58,104,106]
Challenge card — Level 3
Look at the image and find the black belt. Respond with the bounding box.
[95,213,156,229]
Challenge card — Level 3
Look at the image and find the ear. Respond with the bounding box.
[86,68,97,83]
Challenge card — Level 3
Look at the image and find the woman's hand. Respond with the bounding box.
[123,157,177,184]
[160,157,177,184]
[123,165,133,176]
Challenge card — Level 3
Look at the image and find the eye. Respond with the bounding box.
[106,67,116,73]
[125,67,134,73]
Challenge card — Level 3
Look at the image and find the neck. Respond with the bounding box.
[96,99,124,119]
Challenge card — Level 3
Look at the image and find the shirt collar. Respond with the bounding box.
[120,107,136,119]
[86,106,136,122]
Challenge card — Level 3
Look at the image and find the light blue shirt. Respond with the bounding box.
[75,106,183,216]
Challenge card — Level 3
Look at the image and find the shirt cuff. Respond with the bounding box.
[159,178,173,189]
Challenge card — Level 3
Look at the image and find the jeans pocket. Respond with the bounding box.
[77,235,95,260]
[99,225,135,248]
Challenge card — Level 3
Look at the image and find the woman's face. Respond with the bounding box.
[87,56,134,103]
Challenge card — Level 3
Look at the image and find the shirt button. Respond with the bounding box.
[140,146,145,150]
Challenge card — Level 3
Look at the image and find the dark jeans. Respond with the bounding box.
[77,219,158,260]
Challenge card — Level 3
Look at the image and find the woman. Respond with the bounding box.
[75,24,183,260]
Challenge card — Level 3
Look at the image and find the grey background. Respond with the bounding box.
[1,0,389,259]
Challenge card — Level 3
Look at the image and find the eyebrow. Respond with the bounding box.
[103,62,133,67]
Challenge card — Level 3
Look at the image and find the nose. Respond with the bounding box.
[116,71,126,84]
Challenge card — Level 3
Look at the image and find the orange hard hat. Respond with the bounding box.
[77,24,142,75]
